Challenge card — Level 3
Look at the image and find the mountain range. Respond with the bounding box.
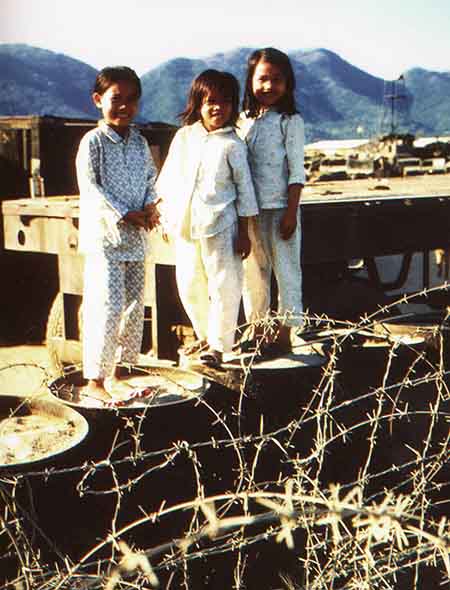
[1,43,450,141]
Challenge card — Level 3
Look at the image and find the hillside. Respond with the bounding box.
[0,44,98,119]
[140,47,411,139]
[1,44,449,140]
[404,68,450,136]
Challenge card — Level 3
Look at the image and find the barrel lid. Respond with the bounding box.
[0,394,89,469]
[48,365,208,411]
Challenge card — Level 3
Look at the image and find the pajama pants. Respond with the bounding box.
[82,256,145,380]
[175,223,242,353]
[243,208,303,328]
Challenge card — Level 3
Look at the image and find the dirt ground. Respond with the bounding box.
[0,344,53,399]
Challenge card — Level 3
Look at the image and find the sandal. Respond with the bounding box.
[179,339,208,356]
[199,348,223,368]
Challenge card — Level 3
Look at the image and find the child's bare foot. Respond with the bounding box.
[103,366,132,392]
[81,379,112,402]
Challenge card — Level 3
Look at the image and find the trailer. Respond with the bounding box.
[0,115,176,347]
[2,117,450,373]
[3,176,450,370]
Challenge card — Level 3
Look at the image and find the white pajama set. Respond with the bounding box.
[156,121,258,353]
[238,110,306,328]
[76,122,157,379]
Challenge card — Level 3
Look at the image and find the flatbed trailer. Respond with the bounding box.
[3,174,450,370]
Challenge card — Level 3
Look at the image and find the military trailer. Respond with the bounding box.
[0,115,177,350]
[2,116,450,373]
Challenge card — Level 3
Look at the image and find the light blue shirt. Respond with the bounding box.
[76,121,157,260]
[156,121,258,239]
[238,110,306,209]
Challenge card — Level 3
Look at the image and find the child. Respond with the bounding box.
[238,47,305,356]
[76,66,158,400]
[156,69,258,366]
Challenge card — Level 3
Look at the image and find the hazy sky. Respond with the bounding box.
[2,0,450,80]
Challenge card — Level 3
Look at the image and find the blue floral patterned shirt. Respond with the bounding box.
[76,121,157,260]
[238,110,305,209]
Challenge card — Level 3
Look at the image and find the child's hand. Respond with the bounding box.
[123,210,148,229]
[280,210,297,240]
[235,230,251,259]
[144,202,160,230]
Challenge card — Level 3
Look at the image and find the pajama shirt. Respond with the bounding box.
[76,121,156,379]
[156,121,258,353]
[238,110,306,328]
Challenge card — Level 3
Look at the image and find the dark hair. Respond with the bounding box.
[93,66,142,98]
[180,69,240,127]
[243,47,298,117]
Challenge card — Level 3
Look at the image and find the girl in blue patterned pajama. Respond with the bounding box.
[238,48,306,356]
[156,70,258,366]
[76,66,158,401]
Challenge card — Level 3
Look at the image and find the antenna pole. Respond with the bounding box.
[381,75,406,136]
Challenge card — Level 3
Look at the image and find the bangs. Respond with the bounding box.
[200,79,236,103]
[181,69,240,126]
[243,48,298,117]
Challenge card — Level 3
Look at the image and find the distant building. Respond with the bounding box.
[413,136,450,148]
[305,138,370,157]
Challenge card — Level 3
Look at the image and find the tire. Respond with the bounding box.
[45,293,83,377]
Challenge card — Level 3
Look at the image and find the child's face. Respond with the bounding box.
[93,80,140,134]
[252,60,287,110]
[200,91,233,132]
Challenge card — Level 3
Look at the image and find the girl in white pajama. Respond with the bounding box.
[239,48,306,355]
[156,70,258,365]
[175,225,243,354]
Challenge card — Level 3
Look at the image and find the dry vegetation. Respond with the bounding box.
[0,292,449,590]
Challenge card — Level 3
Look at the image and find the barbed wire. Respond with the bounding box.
[1,289,449,589]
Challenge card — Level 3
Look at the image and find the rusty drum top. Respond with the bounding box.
[47,364,209,413]
[0,394,89,469]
